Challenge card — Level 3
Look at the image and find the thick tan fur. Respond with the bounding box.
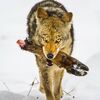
[33,8,73,100]
[27,1,74,99]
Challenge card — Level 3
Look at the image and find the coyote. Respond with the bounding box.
[27,0,74,100]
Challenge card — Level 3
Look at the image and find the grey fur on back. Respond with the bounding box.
[27,0,68,38]
[27,0,74,56]
[27,0,74,46]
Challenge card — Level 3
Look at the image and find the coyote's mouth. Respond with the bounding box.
[46,59,53,66]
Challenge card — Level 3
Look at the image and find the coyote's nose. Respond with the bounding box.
[47,53,54,59]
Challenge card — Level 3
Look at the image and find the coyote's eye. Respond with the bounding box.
[55,38,61,43]
[42,34,49,43]
[43,37,49,43]
[55,35,62,44]
[45,40,49,43]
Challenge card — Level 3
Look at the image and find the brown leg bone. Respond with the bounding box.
[17,39,89,76]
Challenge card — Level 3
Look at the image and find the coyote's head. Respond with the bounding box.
[34,8,73,59]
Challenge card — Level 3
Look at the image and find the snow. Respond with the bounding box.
[0,91,24,100]
[0,0,100,100]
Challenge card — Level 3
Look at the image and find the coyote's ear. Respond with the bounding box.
[62,12,73,23]
[37,8,48,19]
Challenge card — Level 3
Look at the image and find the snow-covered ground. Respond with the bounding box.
[0,0,100,100]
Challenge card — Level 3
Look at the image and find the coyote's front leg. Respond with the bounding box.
[36,56,55,100]
[54,69,64,100]
[41,69,55,100]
